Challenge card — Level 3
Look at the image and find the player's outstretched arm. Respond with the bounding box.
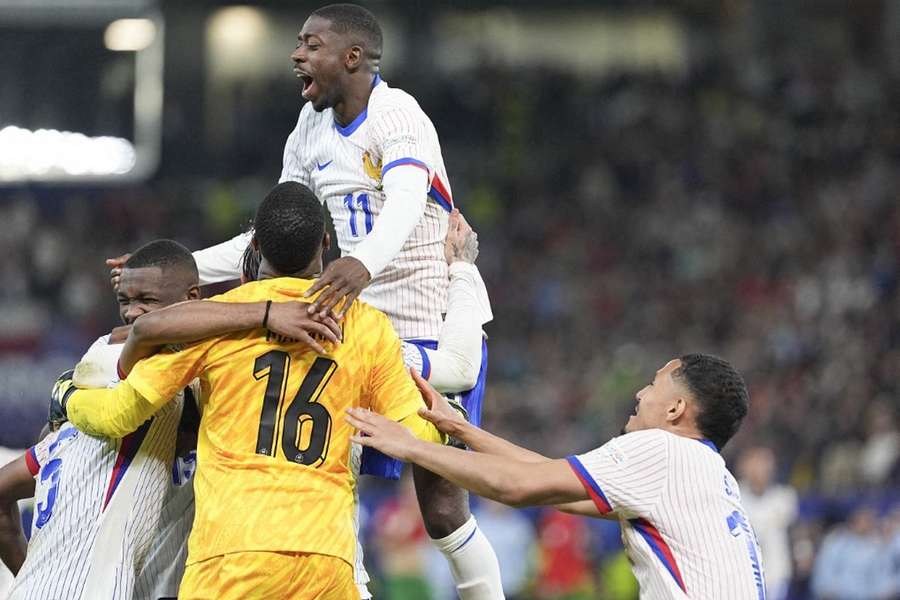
[345,408,586,507]
[0,456,35,574]
[120,300,342,374]
[412,370,548,463]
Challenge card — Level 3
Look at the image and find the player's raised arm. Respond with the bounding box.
[119,298,342,374]
[408,209,492,392]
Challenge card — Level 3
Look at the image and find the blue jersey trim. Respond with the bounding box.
[382,157,429,178]
[333,74,383,137]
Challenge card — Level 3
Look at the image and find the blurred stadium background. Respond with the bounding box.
[1,0,898,598]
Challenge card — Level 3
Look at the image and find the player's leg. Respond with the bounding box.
[414,339,503,600]
[413,468,503,599]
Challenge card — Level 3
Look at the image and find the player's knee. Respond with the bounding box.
[420,497,470,538]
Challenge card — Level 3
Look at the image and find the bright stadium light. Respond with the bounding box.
[104,18,156,52]
[0,126,136,180]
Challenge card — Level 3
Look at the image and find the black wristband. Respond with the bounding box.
[262,300,272,329]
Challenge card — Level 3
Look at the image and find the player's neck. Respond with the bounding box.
[332,73,376,127]
[258,261,321,281]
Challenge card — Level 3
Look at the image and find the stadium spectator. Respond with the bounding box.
[738,446,798,600]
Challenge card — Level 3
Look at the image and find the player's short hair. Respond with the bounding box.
[254,182,324,275]
[674,354,749,450]
[311,3,383,59]
[125,239,198,282]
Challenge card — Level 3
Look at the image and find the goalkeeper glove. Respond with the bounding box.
[445,394,469,449]
[48,369,77,429]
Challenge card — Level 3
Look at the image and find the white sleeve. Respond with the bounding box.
[349,165,427,278]
[566,429,670,517]
[422,263,489,393]
[279,111,311,185]
[73,335,123,389]
[192,231,252,286]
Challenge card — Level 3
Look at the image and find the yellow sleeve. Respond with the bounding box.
[365,311,425,422]
[399,412,446,445]
[67,382,158,438]
[126,339,210,406]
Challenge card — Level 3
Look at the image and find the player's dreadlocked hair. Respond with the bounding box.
[241,237,261,283]
[254,182,324,275]
[125,239,198,281]
[674,353,749,450]
[311,3,383,60]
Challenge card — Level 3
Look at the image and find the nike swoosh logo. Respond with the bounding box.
[316,160,333,171]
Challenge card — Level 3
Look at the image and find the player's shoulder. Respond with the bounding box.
[588,429,671,461]
[368,80,429,122]
[342,299,395,341]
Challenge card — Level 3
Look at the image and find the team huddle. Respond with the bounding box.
[1,4,768,600]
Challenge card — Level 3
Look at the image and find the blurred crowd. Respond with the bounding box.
[1,9,899,600]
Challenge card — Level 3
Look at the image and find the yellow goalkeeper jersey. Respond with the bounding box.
[125,277,431,567]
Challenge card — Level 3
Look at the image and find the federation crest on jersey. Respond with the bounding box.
[362,151,383,188]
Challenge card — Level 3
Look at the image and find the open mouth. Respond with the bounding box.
[294,69,315,97]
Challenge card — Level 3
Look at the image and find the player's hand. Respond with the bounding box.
[345,408,418,461]
[108,325,132,345]
[48,369,77,428]
[265,301,342,354]
[412,369,467,436]
[444,209,478,265]
[106,253,131,291]
[304,256,371,319]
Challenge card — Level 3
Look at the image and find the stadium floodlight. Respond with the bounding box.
[0,126,135,180]
[0,0,162,183]
[104,18,156,52]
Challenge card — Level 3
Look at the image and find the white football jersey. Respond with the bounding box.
[568,429,766,600]
[280,75,452,340]
[8,336,196,600]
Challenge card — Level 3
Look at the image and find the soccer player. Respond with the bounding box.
[148,207,490,598]
[346,354,769,600]
[107,4,502,596]
[59,182,456,600]
[0,240,203,600]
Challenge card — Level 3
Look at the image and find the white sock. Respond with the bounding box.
[431,516,505,600]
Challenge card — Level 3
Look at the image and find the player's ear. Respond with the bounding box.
[345,44,363,71]
[187,285,201,301]
[250,236,260,252]
[667,396,688,423]
[322,231,331,252]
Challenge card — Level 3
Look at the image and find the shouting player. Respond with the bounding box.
[348,355,768,600]
[108,4,502,597]
[60,182,458,599]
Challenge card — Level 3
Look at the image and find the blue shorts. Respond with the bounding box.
[360,338,487,480]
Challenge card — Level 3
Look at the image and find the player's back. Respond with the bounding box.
[282,78,453,339]
[627,432,765,599]
[127,277,426,569]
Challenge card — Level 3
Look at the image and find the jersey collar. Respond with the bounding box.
[333,74,383,137]
[697,439,719,453]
